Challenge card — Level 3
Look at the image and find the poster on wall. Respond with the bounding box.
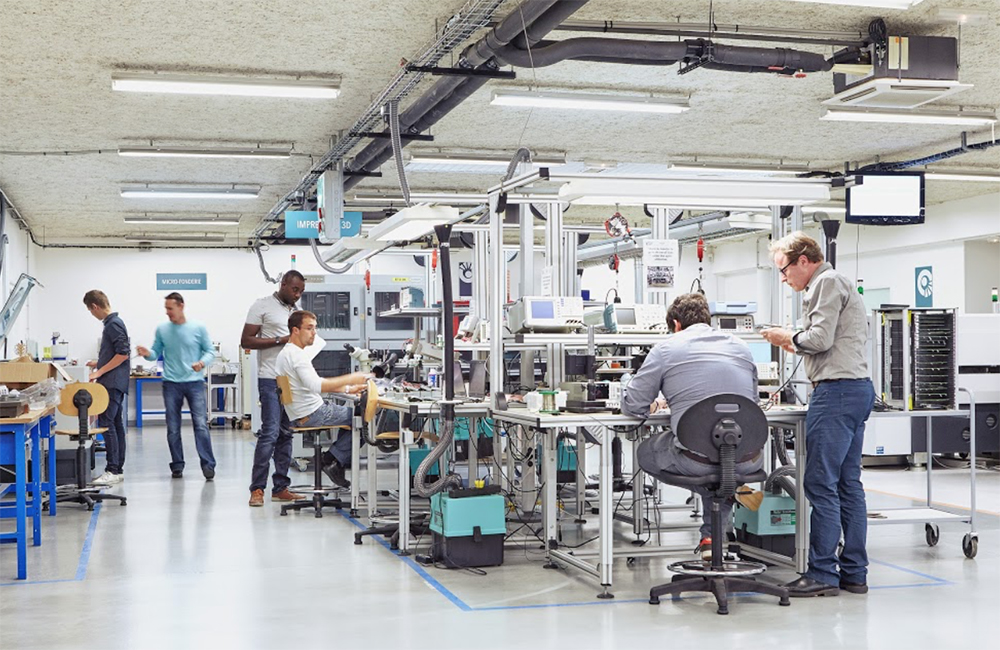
[643,239,678,291]
[459,261,473,298]
[915,266,933,307]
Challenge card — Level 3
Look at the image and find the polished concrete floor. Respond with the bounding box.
[2,423,997,650]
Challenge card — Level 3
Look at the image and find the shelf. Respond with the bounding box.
[505,333,670,349]
[378,305,471,319]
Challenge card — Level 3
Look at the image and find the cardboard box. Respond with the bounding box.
[0,360,73,390]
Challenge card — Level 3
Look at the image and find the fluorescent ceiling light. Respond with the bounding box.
[350,190,563,206]
[782,0,924,8]
[111,73,340,99]
[669,162,810,175]
[558,177,830,208]
[923,171,1000,182]
[121,187,259,199]
[407,152,566,166]
[124,234,226,243]
[367,205,461,242]
[491,89,690,114]
[118,146,290,159]
[123,216,242,226]
[821,106,996,126]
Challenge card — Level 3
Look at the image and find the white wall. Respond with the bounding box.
[964,240,1000,313]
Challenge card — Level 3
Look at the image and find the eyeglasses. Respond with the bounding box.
[778,258,797,277]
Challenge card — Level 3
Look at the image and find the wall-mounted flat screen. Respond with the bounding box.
[847,172,925,226]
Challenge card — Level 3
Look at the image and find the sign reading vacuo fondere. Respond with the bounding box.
[157,273,208,291]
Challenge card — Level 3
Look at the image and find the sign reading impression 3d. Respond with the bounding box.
[157,273,208,291]
[284,210,362,239]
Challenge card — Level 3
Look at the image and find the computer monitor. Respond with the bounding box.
[847,172,925,226]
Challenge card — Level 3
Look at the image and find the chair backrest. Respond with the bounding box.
[57,382,109,417]
[275,375,293,406]
[674,394,768,464]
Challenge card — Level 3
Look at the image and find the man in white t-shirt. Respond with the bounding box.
[243,270,307,507]
[275,310,371,489]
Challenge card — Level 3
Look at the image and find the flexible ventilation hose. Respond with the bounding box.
[387,99,411,208]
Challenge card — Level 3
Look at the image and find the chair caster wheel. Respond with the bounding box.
[717,607,729,616]
[649,598,660,605]
[280,511,287,516]
[121,500,127,506]
[780,598,790,606]
[314,512,322,518]
[354,535,363,545]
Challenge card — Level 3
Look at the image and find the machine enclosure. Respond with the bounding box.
[430,493,506,568]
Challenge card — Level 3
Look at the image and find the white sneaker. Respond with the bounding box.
[92,471,115,485]
[109,473,124,484]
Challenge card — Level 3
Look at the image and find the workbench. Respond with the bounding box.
[0,406,57,580]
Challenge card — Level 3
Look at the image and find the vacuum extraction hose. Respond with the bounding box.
[413,223,463,497]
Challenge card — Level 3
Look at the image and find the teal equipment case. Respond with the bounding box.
[734,494,798,558]
[430,491,506,568]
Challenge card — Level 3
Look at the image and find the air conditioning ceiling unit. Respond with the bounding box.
[825,35,972,109]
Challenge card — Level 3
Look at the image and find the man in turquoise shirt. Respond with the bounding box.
[137,292,217,480]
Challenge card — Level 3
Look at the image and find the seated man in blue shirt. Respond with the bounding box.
[622,293,760,558]
[137,292,217,480]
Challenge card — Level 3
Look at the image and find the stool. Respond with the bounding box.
[638,394,788,615]
[53,383,127,511]
[280,425,350,518]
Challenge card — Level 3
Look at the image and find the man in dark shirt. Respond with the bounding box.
[83,290,131,485]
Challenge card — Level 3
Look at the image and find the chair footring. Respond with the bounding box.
[649,576,790,614]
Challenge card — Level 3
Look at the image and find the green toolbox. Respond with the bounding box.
[430,490,506,568]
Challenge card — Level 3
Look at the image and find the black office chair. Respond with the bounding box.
[637,394,789,615]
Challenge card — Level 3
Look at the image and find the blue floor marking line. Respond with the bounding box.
[869,557,951,584]
[1,503,102,587]
[337,510,473,612]
[75,503,102,580]
[475,598,650,611]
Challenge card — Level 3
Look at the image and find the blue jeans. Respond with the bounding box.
[297,401,355,466]
[163,380,215,473]
[250,378,294,494]
[98,388,127,474]
[804,378,875,587]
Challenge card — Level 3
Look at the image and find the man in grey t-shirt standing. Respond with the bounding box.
[762,231,875,598]
[242,270,307,507]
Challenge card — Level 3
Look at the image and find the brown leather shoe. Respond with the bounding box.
[272,488,308,502]
[249,489,264,507]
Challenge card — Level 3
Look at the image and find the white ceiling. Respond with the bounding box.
[1,0,998,246]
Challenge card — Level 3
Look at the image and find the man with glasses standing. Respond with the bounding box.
[761,231,875,598]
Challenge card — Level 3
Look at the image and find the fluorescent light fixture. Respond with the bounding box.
[124,234,227,243]
[350,190,563,206]
[669,161,810,175]
[558,177,830,208]
[121,187,259,199]
[123,216,242,226]
[821,106,996,126]
[407,152,566,167]
[111,73,340,98]
[923,171,1000,182]
[367,205,461,242]
[782,0,924,8]
[118,146,290,159]
[491,89,690,114]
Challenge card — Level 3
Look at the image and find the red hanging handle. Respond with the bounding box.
[697,236,705,263]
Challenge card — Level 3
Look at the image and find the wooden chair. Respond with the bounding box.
[276,375,349,518]
[54,383,127,511]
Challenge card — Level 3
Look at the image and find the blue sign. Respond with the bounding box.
[284,210,362,238]
[915,266,933,307]
[157,273,207,291]
[340,211,362,237]
[284,210,320,238]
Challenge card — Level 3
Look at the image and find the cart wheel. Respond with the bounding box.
[962,534,978,559]
[925,523,940,547]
